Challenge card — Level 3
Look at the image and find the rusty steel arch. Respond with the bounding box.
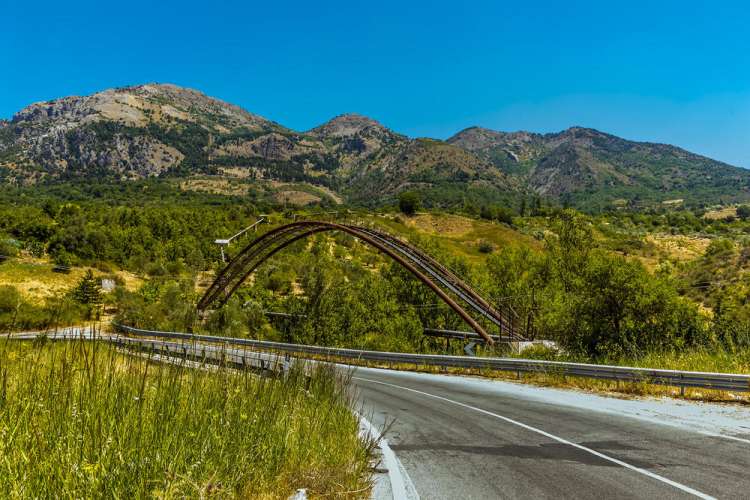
[198,221,521,344]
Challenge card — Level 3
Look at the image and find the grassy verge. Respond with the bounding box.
[507,348,750,402]
[0,339,373,498]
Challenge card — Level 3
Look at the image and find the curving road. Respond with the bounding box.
[352,367,750,500]
[8,331,750,499]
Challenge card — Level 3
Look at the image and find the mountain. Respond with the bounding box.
[1,84,748,209]
[0,84,283,181]
[0,85,517,205]
[448,126,750,207]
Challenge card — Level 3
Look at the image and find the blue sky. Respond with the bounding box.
[3,0,749,167]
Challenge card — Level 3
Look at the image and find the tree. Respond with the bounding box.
[72,270,102,319]
[736,205,750,221]
[398,192,420,216]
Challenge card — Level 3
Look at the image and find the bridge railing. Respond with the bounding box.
[112,324,750,393]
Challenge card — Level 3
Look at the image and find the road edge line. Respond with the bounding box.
[355,376,715,500]
[357,412,419,500]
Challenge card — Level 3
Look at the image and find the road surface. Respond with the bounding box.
[7,331,749,499]
[352,367,750,499]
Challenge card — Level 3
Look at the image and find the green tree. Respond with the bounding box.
[736,205,750,221]
[398,192,421,216]
[72,270,102,319]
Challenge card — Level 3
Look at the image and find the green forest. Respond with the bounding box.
[2,181,750,371]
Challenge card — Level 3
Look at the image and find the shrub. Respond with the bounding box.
[0,239,19,257]
[477,240,494,254]
[53,251,73,267]
[0,285,21,313]
[398,191,420,216]
[705,238,735,258]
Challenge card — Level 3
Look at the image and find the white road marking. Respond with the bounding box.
[358,413,420,500]
[354,377,716,500]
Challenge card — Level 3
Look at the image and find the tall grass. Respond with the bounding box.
[0,338,373,498]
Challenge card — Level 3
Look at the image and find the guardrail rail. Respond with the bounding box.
[111,324,750,394]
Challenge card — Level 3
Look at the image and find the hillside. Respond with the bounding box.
[1,84,748,209]
[0,85,517,205]
[448,126,750,208]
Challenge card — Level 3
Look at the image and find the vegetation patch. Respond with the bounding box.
[0,341,372,498]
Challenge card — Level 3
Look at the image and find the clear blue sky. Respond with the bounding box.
[3,0,749,167]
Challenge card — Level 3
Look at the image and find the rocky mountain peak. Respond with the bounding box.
[309,113,402,140]
[11,83,277,133]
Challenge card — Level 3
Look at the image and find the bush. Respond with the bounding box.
[0,239,19,258]
[705,238,735,258]
[0,285,21,313]
[53,251,73,267]
[398,191,420,216]
[477,240,494,254]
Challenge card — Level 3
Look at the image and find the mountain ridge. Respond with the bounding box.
[1,83,748,209]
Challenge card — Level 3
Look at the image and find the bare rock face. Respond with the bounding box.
[2,84,280,179]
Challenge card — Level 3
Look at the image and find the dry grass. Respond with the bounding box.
[403,213,474,236]
[217,167,258,178]
[644,234,710,262]
[0,256,142,303]
[179,178,251,196]
[372,213,540,263]
[273,190,322,206]
[269,181,343,204]
[0,257,85,302]
[703,206,737,220]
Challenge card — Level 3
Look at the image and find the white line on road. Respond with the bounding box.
[358,413,420,500]
[354,377,716,500]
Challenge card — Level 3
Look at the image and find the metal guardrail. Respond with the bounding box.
[112,324,750,393]
[110,337,293,375]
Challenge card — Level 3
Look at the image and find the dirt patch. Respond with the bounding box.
[273,190,321,206]
[662,199,684,206]
[268,181,343,204]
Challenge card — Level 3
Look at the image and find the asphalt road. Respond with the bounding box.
[352,367,750,500]
[8,331,749,499]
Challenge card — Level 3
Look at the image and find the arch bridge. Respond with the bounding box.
[198,221,522,344]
